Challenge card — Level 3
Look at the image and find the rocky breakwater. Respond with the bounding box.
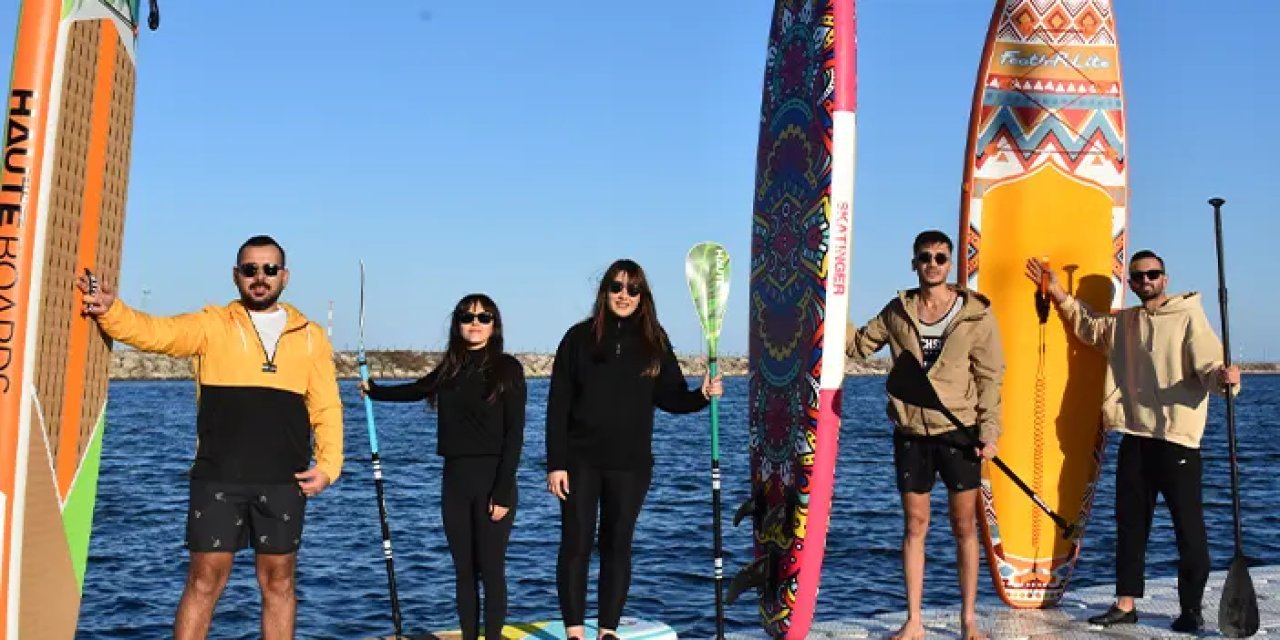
[110,349,891,380]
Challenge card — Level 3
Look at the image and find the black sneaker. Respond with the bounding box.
[1088,604,1138,626]
[1171,609,1204,633]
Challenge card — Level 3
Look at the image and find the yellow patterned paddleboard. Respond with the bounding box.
[957,0,1127,608]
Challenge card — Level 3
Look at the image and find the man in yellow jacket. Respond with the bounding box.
[78,235,343,640]
[1026,250,1240,634]
[847,230,1005,640]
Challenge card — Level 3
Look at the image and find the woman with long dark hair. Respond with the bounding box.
[546,259,723,640]
[361,294,525,640]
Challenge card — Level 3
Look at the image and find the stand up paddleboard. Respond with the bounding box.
[0,0,155,636]
[730,0,857,637]
[958,0,1127,608]
[369,617,677,640]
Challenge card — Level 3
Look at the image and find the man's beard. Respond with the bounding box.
[242,286,281,311]
[1135,286,1163,302]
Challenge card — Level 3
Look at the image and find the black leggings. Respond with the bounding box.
[557,464,651,630]
[1115,435,1210,612]
[443,457,515,640]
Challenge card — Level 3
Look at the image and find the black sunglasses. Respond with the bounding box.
[457,311,494,325]
[915,251,949,266]
[608,281,643,297]
[1129,269,1164,282]
[237,263,282,278]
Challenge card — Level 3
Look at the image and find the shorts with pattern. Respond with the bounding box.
[893,428,982,494]
[186,481,306,554]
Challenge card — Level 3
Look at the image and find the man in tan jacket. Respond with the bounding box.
[1026,250,1240,634]
[847,230,1004,640]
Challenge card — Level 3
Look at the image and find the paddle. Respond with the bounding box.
[1209,197,1259,638]
[358,261,406,639]
[685,241,732,639]
[885,351,1082,540]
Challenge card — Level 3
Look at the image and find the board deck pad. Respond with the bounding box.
[0,1,141,636]
[725,565,1280,638]
[957,0,1127,609]
[745,0,857,637]
[369,617,677,640]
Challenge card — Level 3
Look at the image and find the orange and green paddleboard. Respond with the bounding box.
[958,0,1127,608]
[1,0,150,635]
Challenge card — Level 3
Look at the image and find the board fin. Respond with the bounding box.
[732,496,754,527]
[733,485,764,527]
[726,555,769,605]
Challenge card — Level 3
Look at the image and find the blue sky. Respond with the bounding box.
[3,1,1276,359]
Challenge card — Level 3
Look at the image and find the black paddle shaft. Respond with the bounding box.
[885,353,1078,539]
[371,452,405,637]
[934,403,1074,536]
[711,460,726,638]
[1211,197,1245,553]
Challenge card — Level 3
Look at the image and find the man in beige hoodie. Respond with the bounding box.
[847,230,1004,640]
[1025,250,1240,634]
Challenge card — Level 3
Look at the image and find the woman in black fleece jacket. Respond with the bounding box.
[546,259,723,640]
[362,294,525,640]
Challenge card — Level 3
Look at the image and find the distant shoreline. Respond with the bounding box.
[107,350,886,380]
[107,350,1279,380]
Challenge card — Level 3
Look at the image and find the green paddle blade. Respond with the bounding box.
[685,242,731,350]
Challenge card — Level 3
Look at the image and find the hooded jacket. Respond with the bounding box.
[545,317,708,471]
[1059,292,1230,448]
[846,287,1005,444]
[97,299,343,483]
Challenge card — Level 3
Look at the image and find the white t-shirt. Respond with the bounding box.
[249,309,288,360]
[916,296,962,370]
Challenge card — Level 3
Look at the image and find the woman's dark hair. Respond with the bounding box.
[591,259,667,377]
[423,293,518,405]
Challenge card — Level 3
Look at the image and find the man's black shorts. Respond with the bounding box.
[186,481,306,554]
[893,427,982,494]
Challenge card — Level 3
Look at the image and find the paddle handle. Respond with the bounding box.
[1211,197,1245,554]
[988,455,1072,534]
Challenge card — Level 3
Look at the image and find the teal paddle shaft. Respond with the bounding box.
[710,351,721,460]
[359,263,404,638]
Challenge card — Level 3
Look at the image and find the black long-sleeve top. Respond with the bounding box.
[365,350,526,505]
[546,317,708,471]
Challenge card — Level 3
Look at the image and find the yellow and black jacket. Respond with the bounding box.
[98,299,343,484]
